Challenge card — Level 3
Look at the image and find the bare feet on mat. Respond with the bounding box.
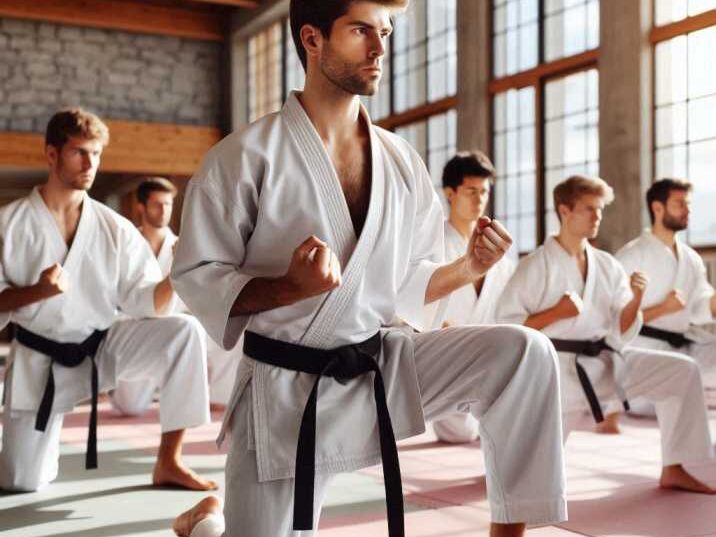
[173,495,222,537]
[660,464,716,494]
[153,460,218,491]
[594,411,621,434]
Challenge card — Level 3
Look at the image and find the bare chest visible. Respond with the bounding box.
[330,141,372,237]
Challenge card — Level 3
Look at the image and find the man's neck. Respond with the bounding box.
[298,74,363,145]
[448,213,476,240]
[39,176,85,214]
[141,224,168,244]
[651,223,677,250]
[555,229,588,257]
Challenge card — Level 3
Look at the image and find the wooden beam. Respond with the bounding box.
[188,0,258,7]
[0,121,222,176]
[0,0,226,42]
[650,9,716,44]
[377,95,458,131]
[488,49,600,94]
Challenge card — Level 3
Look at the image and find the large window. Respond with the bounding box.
[491,0,600,253]
[653,6,716,246]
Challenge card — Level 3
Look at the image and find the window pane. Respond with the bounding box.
[544,69,599,236]
[248,22,282,122]
[544,0,599,62]
[492,86,537,253]
[493,0,539,77]
[427,0,457,101]
[656,0,716,25]
[654,25,716,246]
[394,0,427,112]
[427,110,458,191]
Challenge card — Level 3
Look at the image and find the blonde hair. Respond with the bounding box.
[553,175,614,221]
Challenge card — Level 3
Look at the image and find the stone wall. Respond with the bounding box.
[0,18,225,132]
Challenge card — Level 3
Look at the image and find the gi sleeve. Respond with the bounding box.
[495,255,543,325]
[116,225,163,318]
[689,252,715,325]
[172,147,260,350]
[395,150,445,331]
[0,234,11,331]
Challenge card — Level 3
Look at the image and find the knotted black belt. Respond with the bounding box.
[550,337,630,423]
[14,324,108,470]
[243,330,404,537]
[640,325,694,349]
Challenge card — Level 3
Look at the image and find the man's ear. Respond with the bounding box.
[443,187,456,204]
[300,24,323,63]
[45,144,58,169]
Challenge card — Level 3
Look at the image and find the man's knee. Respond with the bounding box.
[491,324,558,376]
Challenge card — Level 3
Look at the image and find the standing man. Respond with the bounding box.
[110,177,237,416]
[497,175,715,495]
[0,108,216,492]
[171,2,567,537]
[431,151,515,444]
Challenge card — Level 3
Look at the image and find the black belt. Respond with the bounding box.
[14,324,108,470]
[243,330,404,537]
[640,325,693,349]
[550,337,630,423]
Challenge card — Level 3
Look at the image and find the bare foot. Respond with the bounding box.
[173,495,222,537]
[595,412,621,434]
[153,460,218,491]
[660,464,716,494]
[209,402,226,412]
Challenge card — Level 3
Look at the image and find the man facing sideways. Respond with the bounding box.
[497,175,715,495]
[430,151,516,444]
[170,2,567,537]
[0,108,216,492]
[616,179,716,393]
[110,177,238,416]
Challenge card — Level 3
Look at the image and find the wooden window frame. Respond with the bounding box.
[489,0,601,248]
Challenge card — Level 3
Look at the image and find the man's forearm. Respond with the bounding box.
[230,276,301,317]
[0,285,50,313]
[425,257,475,305]
[642,303,667,323]
[524,306,563,331]
[620,296,642,334]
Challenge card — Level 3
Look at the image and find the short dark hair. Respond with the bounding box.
[646,178,692,224]
[441,151,496,190]
[137,177,177,205]
[45,107,109,150]
[289,0,407,69]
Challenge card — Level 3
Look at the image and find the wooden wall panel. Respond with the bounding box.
[0,121,222,176]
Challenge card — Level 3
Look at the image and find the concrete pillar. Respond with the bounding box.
[456,0,491,154]
[598,0,653,252]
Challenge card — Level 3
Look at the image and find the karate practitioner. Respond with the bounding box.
[171,2,567,537]
[431,151,515,444]
[497,175,715,495]
[110,177,238,415]
[0,108,216,492]
[617,179,716,383]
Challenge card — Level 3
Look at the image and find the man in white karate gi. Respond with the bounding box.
[0,108,216,492]
[430,151,516,444]
[110,177,238,415]
[171,2,567,536]
[497,175,715,495]
[616,179,716,388]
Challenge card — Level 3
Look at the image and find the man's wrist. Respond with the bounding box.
[274,275,301,307]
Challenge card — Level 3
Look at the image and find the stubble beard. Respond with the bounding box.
[320,45,380,96]
[662,212,688,232]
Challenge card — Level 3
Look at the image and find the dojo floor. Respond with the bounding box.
[3,384,716,537]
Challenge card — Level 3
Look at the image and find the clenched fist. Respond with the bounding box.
[661,288,686,314]
[629,271,649,298]
[554,291,583,320]
[464,216,513,279]
[35,263,68,298]
[283,236,342,301]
